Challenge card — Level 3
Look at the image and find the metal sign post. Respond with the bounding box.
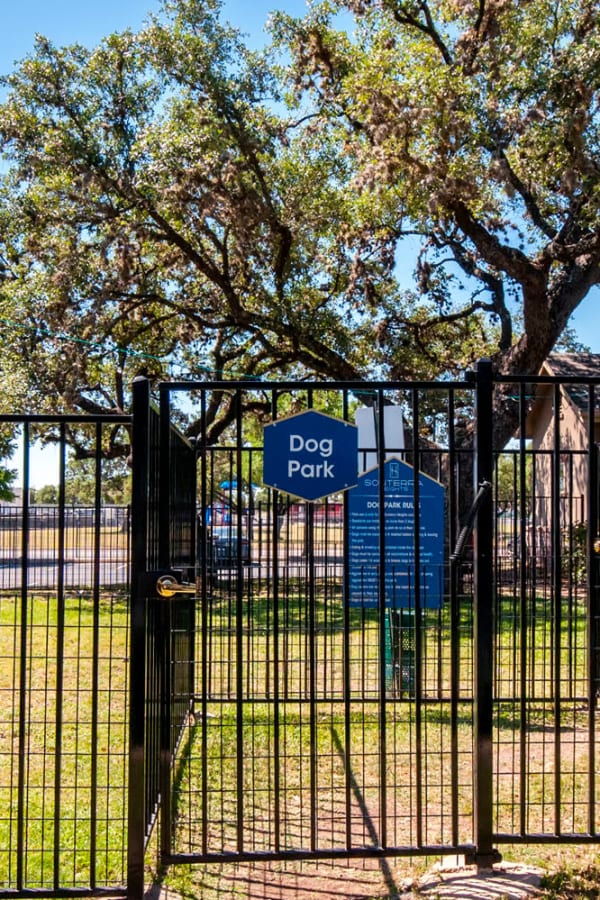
[347,456,445,696]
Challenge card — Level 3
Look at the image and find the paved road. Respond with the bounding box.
[0,554,130,588]
[0,552,344,591]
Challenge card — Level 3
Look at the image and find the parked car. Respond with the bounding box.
[288,503,306,522]
[314,502,343,523]
[206,524,250,568]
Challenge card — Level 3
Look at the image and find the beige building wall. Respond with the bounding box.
[526,385,593,533]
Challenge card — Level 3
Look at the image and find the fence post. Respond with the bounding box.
[587,397,599,834]
[473,359,501,867]
[127,377,150,900]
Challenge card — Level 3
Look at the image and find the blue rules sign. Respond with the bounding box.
[263,410,358,501]
[348,457,444,608]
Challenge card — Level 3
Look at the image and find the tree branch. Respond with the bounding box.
[388,1,453,66]
[448,198,546,293]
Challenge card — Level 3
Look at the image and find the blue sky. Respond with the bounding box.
[0,0,308,70]
[0,0,597,351]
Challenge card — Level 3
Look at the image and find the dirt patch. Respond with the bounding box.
[151,859,544,900]
[152,856,416,899]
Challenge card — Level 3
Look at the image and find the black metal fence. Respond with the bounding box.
[490,374,600,846]
[0,414,131,897]
[160,377,483,866]
[137,367,600,882]
[2,365,600,899]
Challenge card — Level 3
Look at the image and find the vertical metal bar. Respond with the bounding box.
[307,379,317,850]
[307,500,318,851]
[552,384,562,834]
[90,422,103,887]
[235,391,245,853]
[53,424,67,890]
[342,389,353,849]
[412,388,423,847]
[159,386,171,571]
[587,386,598,834]
[271,390,282,853]
[198,389,210,857]
[518,382,528,836]
[159,385,173,859]
[16,423,30,891]
[510,451,518,591]
[187,434,197,734]
[567,453,575,688]
[448,391,460,847]
[127,377,150,900]
[474,359,499,864]
[530,450,539,644]
[376,389,387,849]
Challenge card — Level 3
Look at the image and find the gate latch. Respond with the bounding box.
[156,574,197,598]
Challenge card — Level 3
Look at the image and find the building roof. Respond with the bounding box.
[544,353,600,413]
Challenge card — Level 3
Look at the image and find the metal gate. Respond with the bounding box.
[127,379,197,898]
[127,362,600,898]
[125,364,506,878]
[2,363,598,900]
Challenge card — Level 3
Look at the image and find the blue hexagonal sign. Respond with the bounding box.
[263,410,358,501]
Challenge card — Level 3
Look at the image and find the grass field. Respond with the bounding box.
[0,523,129,555]
[0,587,130,891]
[1,568,599,897]
[158,581,600,900]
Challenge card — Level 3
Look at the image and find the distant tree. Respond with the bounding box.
[33,484,59,504]
[494,451,533,508]
[65,457,130,505]
[0,431,16,501]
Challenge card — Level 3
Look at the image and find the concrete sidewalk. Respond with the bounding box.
[412,861,543,899]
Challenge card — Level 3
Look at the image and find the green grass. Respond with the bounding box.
[2,567,599,899]
[541,865,600,898]
[154,579,600,899]
[0,589,130,891]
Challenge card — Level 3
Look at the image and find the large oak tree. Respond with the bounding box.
[276,0,600,447]
[0,0,598,451]
[0,0,381,438]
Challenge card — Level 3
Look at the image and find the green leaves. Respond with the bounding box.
[0,0,599,456]
[0,0,376,432]
[277,2,600,405]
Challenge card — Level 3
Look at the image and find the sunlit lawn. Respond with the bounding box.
[0,563,596,898]
[0,589,129,891]
[0,525,129,555]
